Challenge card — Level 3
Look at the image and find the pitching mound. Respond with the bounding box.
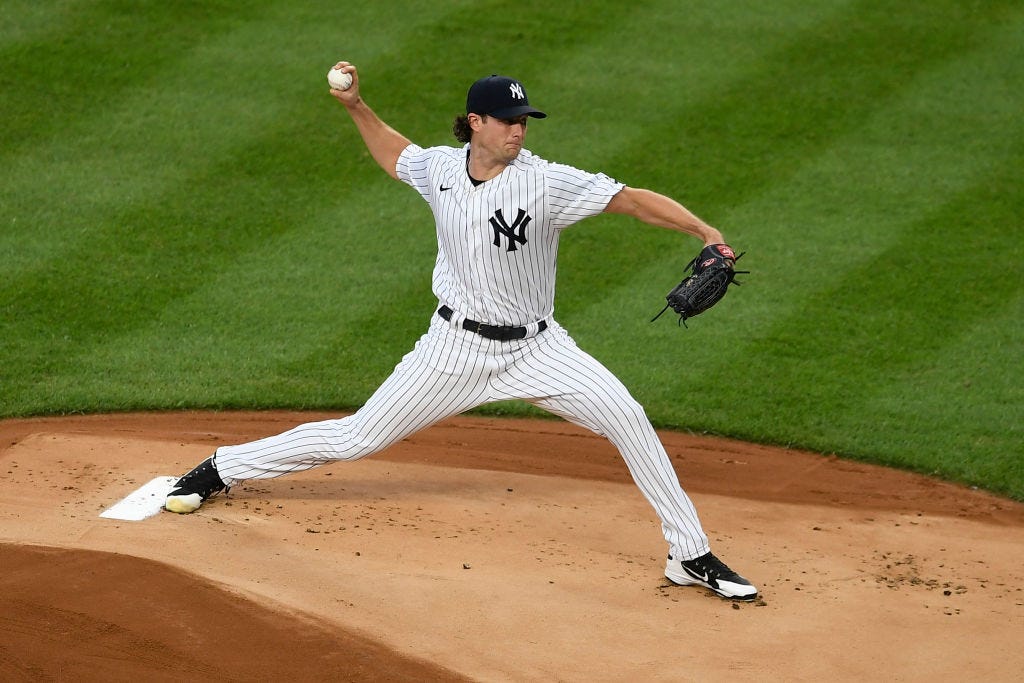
[1,412,1022,681]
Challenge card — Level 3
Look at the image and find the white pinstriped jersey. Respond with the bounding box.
[208,138,715,563]
[396,143,624,326]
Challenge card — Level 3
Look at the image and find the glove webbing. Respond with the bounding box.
[651,251,747,326]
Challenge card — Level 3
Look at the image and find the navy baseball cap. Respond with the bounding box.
[466,75,547,119]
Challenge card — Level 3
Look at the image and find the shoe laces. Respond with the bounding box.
[176,459,226,499]
[686,553,740,581]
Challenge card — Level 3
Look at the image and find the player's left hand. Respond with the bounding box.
[652,244,747,326]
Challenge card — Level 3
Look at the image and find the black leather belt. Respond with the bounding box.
[438,306,547,341]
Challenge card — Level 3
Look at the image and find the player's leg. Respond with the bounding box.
[496,326,708,556]
[166,317,489,512]
[215,367,482,483]
[495,324,757,599]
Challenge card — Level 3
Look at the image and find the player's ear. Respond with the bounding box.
[468,113,485,131]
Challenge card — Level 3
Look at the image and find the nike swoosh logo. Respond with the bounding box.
[685,566,711,583]
[439,185,452,192]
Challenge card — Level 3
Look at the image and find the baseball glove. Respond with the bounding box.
[652,243,747,326]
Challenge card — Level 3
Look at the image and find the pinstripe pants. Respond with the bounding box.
[215,313,710,559]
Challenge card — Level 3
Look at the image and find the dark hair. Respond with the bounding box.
[453,114,474,143]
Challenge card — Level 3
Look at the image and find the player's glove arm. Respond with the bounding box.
[604,187,724,246]
[603,188,747,326]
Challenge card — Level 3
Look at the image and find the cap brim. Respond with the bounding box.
[489,105,547,119]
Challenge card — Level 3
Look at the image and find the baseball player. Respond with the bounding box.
[165,62,757,601]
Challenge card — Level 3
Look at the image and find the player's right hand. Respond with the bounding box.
[329,61,360,105]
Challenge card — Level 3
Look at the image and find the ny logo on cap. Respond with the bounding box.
[509,82,525,100]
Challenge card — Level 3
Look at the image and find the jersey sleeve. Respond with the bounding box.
[546,162,625,230]
[395,143,430,195]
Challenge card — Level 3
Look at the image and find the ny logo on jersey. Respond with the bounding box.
[489,208,530,252]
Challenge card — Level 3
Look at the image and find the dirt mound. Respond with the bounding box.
[2,412,1022,681]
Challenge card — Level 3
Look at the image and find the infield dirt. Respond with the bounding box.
[2,412,1022,681]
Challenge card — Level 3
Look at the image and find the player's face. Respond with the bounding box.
[475,114,528,163]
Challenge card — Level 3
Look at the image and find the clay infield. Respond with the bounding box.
[2,411,1022,681]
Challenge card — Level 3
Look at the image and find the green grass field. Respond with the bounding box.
[2,1,1022,498]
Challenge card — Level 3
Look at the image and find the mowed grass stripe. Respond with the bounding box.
[549,0,1014,375]
[0,3,270,276]
[0,0,472,271]
[887,296,1024,496]
[729,162,1023,435]
[0,0,263,154]
[1,4,331,280]
[534,0,854,173]
[621,15,1024,492]
[562,5,1023,431]
[0,0,486,281]
[723,14,1023,417]
[2,4,460,411]
[543,0,854,318]
[36,186,434,413]
[554,0,1018,332]
[3,1,635,413]
[578,0,1014,209]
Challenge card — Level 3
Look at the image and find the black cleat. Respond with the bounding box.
[665,551,758,601]
[164,457,226,514]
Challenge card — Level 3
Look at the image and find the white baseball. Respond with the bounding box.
[327,67,352,91]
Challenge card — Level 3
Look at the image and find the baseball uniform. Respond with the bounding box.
[165,70,757,599]
[212,141,710,560]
